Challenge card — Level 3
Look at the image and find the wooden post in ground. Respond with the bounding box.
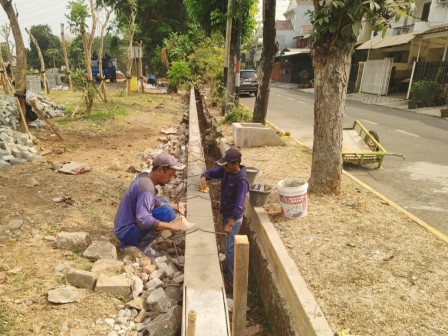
[186,310,197,336]
[29,99,63,140]
[232,235,249,336]
[60,24,72,92]
[26,28,50,94]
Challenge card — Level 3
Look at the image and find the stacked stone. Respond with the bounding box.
[0,127,43,169]
[52,231,187,336]
[0,98,19,130]
[35,93,66,119]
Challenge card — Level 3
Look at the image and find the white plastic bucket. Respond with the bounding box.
[277,178,308,218]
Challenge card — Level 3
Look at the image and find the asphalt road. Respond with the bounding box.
[240,86,448,235]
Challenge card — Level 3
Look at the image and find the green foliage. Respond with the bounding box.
[26,25,63,69]
[410,80,441,101]
[309,0,413,52]
[66,0,90,34]
[103,0,189,74]
[0,304,16,334]
[222,105,252,124]
[70,69,99,99]
[167,61,192,89]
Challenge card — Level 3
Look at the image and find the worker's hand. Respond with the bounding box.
[170,218,188,231]
[224,219,235,234]
[198,176,207,191]
[177,202,186,216]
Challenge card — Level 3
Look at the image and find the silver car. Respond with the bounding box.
[239,70,259,96]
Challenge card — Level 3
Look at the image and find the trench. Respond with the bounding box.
[191,88,272,335]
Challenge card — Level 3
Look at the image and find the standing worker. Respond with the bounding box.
[6,63,12,78]
[199,148,249,290]
[114,152,188,257]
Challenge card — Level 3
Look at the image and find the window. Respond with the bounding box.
[421,2,431,22]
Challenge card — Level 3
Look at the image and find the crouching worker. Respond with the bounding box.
[114,152,188,257]
[199,148,249,288]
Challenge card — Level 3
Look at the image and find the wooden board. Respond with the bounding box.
[342,129,372,153]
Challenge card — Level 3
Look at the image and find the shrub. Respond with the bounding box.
[222,105,252,124]
[167,61,192,90]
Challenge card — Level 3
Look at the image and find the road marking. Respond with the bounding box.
[395,129,420,137]
[360,119,378,125]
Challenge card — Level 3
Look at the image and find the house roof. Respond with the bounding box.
[278,48,311,56]
[356,32,417,50]
[276,20,293,31]
[415,23,448,39]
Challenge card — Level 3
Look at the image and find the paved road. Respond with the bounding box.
[241,86,448,235]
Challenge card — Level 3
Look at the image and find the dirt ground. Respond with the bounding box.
[1,84,447,336]
[0,84,189,335]
[210,108,448,335]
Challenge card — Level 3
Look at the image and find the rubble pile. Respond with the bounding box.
[0,94,66,169]
[51,231,187,336]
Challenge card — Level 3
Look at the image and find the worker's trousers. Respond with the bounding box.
[223,216,243,282]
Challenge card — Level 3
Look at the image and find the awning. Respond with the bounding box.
[357,32,417,50]
[277,48,311,56]
[415,23,448,39]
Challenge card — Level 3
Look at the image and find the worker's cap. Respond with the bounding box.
[153,152,185,170]
[217,148,242,166]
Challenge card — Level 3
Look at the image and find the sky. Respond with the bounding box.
[0,0,291,45]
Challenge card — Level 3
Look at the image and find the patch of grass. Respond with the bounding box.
[65,143,80,152]
[222,105,252,124]
[12,273,31,292]
[0,305,16,334]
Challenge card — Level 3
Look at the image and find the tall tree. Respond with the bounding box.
[308,0,413,194]
[0,23,13,68]
[26,25,62,70]
[0,0,28,133]
[252,0,277,124]
[25,28,50,93]
[97,0,113,101]
[66,0,97,113]
[104,0,189,74]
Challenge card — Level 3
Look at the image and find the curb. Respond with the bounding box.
[264,118,448,244]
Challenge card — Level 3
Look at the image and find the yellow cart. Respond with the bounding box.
[342,120,405,169]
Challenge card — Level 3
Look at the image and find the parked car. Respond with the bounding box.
[239,69,258,96]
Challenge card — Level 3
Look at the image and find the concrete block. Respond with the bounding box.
[0,159,11,169]
[56,231,90,251]
[232,122,286,148]
[66,269,97,290]
[95,274,131,296]
[91,259,124,276]
[83,241,118,260]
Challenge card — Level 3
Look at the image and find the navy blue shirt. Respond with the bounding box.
[202,165,249,219]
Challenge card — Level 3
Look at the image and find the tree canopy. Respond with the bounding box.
[26,25,63,69]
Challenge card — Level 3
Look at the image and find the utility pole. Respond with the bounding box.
[235,1,242,102]
[222,0,233,115]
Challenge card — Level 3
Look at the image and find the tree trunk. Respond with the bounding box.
[26,28,50,94]
[253,0,277,124]
[226,40,237,102]
[98,1,112,102]
[308,45,351,195]
[60,24,73,91]
[0,42,13,94]
[0,24,13,76]
[125,8,137,97]
[1,0,27,132]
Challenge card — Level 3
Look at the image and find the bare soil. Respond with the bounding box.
[210,108,448,336]
[0,84,187,335]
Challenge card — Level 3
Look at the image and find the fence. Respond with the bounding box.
[413,61,448,83]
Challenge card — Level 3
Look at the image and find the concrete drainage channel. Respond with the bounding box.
[188,86,335,336]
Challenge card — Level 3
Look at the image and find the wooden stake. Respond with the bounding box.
[186,310,197,336]
[71,91,85,119]
[29,99,63,140]
[232,235,249,336]
[14,97,32,138]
